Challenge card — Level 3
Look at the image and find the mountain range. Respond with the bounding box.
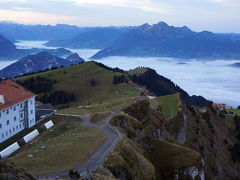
[45,27,134,49]
[0,51,85,78]
[91,21,240,59]
[0,22,82,41]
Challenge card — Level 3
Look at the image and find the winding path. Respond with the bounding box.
[36,112,120,179]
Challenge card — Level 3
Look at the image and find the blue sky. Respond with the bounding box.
[0,0,239,33]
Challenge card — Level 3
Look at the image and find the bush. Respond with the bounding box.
[69,169,80,179]
[230,143,240,162]
[17,76,56,94]
[38,90,76,105]
[113,75,128,84]
[90,78,96,86]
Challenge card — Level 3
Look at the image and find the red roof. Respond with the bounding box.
[212,103,222,108]
[0,79,36,111]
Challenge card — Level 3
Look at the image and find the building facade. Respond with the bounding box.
[0,79,36,143]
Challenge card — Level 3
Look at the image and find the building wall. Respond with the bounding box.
[0,97,36,143]
[27,97,36,128]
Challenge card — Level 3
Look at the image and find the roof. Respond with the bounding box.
[0,79,36,111]
[212,103,222,108]
[36,103,55,110]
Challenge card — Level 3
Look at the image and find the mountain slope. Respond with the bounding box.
[45,27,133,49]
[0,34,17,57]
[92,21,240,59]
[0,159,36,180]
[0,52,85,78]
[95,98,240,180]
[66,53,85,63]
[129,67,206,106]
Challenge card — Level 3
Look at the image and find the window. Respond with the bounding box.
[30,100,33,105]
[20,103,23,108]
[2,134,4,139]
[9,129,11,134]
[16,126,18,130]
[0,124,2,129]
[20,113,23,119]
[6,120,9,125]
[0,112,1,117]
[31,110,33,114]
[13,127,15,132]
[14,116,16,121]
[13,106,16,111]
[6,109,9,114]
[20,124,21,128]
[6,131,7,136]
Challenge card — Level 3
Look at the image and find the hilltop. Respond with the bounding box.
[0,51,85,78]
[92,21,240,60]
[15,61,206,109]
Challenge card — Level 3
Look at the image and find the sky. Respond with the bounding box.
[0,0,240,33]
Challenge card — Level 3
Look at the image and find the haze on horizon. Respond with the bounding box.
[0,0,240,33]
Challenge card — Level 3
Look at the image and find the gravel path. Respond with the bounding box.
[36,112,120,179]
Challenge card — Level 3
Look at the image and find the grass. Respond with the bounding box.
[90,112,111,124]
[58,97,136,115]
[127,67,148,75]
[224,114,236,130]
[155,94,180,119]
[149,139,201,178]
[226,108,240,115]
[9,115,107,175]
[16,61,141,109]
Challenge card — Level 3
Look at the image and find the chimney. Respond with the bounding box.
[0,95,4,104]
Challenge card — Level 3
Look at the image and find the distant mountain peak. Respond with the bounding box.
[35,51,52,57]
[139,23,151,29]
[153,21,169,27]
[66,53,85,63]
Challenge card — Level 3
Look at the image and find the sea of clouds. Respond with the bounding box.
[0,40,239,107]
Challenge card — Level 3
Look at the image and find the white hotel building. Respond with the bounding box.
[0,79,36,143]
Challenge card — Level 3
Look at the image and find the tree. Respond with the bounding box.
[238,105,240,109]
[90,78,96,86]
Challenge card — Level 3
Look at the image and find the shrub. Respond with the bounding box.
[90,78,96,86]
[69,169,80,179]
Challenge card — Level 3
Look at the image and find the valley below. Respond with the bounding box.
[1,40,240,107]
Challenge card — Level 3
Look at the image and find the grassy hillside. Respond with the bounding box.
[16,61,141,110]
[127,67,148,75]
[155,93,180,119]
[227,108,240,115]
[103,99,201,179]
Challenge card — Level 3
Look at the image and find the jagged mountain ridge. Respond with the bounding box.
[92,21,240,59]
[0,51,85,78]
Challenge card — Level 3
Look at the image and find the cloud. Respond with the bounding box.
[0,0,239,32]
[71,0,169,13]
[0,10,74,25]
